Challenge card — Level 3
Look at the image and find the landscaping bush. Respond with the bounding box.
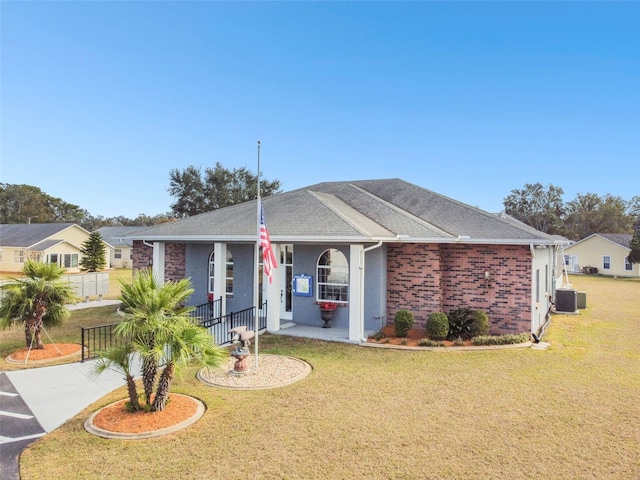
[393,310,414,338]
[471,332,530,346]
[470,310,490,337]
[425,312,449,340]
[368,330,386,341]
[446,307,474,340]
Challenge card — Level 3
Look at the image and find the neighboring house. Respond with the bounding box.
[97,226,144,268]
[0,223,92,273]
[563,233,639,278]
[124,179,567,342]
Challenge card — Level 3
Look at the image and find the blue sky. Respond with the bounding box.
[1,1,638,219]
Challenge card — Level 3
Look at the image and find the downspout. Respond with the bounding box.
[358,240,384,342]
[529,243,553,343]
[533,295,554,343]
[142,240,154,266]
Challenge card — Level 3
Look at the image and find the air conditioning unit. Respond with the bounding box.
[555,289,577,313]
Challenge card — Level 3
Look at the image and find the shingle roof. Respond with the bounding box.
[597,233,632,249]
[0,223,76,248]
[125,179,559,245]
[96,226,147,248]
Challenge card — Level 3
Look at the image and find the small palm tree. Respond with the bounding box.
[92,343,142,412]
[151,317,226,411]
[113,269,225,411]
[117,269,195,405]
[0,260,79,349]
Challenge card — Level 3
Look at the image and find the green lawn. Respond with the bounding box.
[17,275,640,479]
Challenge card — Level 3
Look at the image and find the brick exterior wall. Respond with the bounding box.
[131,241,186,283]
[132,240,152,271]
[164,243,186,282]
[387,243,532,334]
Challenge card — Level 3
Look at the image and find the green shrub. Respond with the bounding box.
[369,330,386,341]
[452,337,465,346]
[447,307,474,340]
[394,310,414,338]
[425,312,449,340]
[470,310,490,337]
[418,338,445,347]
[471,332,530,346]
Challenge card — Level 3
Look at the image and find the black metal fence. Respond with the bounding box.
[80,299,267,362]
[196,301,268,346]
[81,322,125,362]
[189,297,222,323]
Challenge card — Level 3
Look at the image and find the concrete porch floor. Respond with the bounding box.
[269,322,376,344]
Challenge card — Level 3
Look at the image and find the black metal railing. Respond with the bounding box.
[189,297,222,322]
[81,322,128,362]
[80,299,267,362]
[196,301,268,346]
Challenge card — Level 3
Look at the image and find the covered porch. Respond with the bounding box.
[269,322,377,344]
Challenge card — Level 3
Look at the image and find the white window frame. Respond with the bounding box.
[316,248,349,304]
[602,255,611,270]
[114,248,122,259]
[63,254,78,268]
[14,250,25,263]
[624,256,632,271]
[208,249,233,296]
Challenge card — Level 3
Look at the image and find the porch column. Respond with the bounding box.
[266,244,281,332]
[151,242,165,284]
[213,243,227,314]
[349,244,364,343]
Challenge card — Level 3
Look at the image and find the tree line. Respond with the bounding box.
[2,173,636,246]
[503,183,639,240]
[0,163,282,229]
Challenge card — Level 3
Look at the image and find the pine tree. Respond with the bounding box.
[79,231,107,272]
[629,223,640,265]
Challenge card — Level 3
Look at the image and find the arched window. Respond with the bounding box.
[208,248,233,296]
[316,248,348,304]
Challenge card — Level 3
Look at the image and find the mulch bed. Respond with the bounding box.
[367,325,472,347]
[92,395,198,433]
[7,343,82,362]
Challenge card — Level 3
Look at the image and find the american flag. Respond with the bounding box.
[260,202,278,283]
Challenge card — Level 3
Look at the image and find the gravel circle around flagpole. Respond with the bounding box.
[197,354,312,390]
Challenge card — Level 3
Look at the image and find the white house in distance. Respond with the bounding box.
[96,226,143,269]
[563,233,639,278]
[0,223,93,273]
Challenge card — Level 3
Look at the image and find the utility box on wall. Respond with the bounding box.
[555,289,578,313]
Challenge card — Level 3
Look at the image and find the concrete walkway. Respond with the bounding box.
[0,299,131,480]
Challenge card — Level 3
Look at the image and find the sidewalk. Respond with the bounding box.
[5,357,138,433]
[5,299,133,432]
[0,299,142,480]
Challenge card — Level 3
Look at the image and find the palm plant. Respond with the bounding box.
[0,260,79,349]
[114,269,225,412]
[92,343,142,412]
[117,270,193,404]
[151,318,226,411]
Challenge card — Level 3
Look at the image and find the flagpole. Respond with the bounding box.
[254,140,261,369]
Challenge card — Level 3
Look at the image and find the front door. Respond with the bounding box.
[280,244,293,321]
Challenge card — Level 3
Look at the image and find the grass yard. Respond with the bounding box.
[17,275,640,479]
[0,305,122,371]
